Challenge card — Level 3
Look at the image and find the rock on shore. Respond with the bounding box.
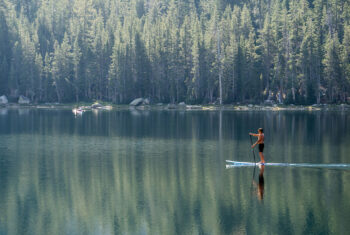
[18,95,30,104]
[0,95,8,105]
[130,98,150,106]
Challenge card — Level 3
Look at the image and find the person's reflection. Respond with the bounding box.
[253,165,265,200]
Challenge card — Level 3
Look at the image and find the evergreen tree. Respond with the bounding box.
[323,33,342,102]
[0,0,349,104]
[342,25,350,98]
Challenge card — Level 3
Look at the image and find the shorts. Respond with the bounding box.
[258,144,264,153]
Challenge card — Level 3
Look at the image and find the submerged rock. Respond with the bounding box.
[0,95,8,104]
[91,102,103,109]
[18,95,30,104]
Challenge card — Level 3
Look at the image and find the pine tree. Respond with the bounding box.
[0,0,349,104]
[108,33,122,103]
[72,38,82,102]
[259,13,273,99]
[187,15,202,103]
[323,33,342,102]
[34,53,43,102]
[341,24,350,101]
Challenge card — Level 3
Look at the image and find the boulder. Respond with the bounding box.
[167,104,177,109]
[236,106,249,111]
[186,105,202,110]
[18,95,30,104]
[264,100,275,105]
[130,98,144,106]
[261,106,272,111]
[91,102,103,109]
[101,105,113,110]
[0,95,8,104]
[143,98,150,105]
[178,102,186,109]
[202,106,215,110]
[340,104,349,110]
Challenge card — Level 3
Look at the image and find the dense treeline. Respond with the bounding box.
[0,0,349,104]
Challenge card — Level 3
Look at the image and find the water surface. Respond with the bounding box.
[0,109,349,234]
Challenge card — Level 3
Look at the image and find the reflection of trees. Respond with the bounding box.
[0,135,348,234]
[1,110,350,150]
[0,111,349,234]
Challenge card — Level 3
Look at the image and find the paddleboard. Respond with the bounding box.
[226,160,350,169]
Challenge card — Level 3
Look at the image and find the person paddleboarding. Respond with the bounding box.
[249,128,265,164]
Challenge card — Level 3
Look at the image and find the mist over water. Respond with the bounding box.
[0,109,349,235]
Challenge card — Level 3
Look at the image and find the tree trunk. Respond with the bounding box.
[317,67,320,104]
[217,28,222,105]
[232,67,235,101]
[75,86,79,103]
[292,72,295,102]
[39,75,42,102]
[54,80,61,103]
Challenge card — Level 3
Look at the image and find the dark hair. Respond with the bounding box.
[258,128,263,133]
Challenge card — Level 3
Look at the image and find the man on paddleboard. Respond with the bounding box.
[249,128,265,164]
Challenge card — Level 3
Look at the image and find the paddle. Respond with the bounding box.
[249,134,256,164]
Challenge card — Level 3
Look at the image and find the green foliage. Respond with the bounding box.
[0,0,349,104]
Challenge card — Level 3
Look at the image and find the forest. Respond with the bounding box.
[0,0,349,104]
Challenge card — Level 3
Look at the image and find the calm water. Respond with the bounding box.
[0,108,349,235]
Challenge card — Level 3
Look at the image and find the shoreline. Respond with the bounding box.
[0,103,350,112]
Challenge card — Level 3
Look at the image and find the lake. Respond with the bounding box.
[0,108,349,235]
